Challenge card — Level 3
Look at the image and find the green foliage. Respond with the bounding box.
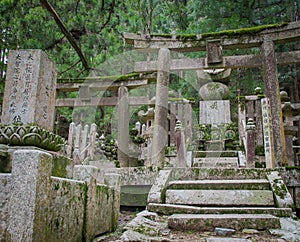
[1,0,300,136]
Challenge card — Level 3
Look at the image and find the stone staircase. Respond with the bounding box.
[147,167,294,232]
[193,151,239,168]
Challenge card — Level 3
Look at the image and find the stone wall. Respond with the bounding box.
[46,177,116,242]
[0,149,119,242]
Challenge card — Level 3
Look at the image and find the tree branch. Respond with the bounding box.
[40,0,90,70]
[99,0,115,32]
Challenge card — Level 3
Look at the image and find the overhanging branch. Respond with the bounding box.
[40,0,90,70]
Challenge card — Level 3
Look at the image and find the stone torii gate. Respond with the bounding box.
[56,72,156,166]
[124,21,300,167]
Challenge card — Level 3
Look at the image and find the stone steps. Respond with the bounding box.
[147,203,293,217]
[166,189,274,206]
[168,214,281,231]
[146,168,293,232]
[193,157,238,168]
[167,179,270,190]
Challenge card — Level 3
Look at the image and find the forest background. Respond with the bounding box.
[1,0,300,137]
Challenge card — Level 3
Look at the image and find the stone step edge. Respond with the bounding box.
[147,203,292,217]
[168,213,281,231]
[167,179,270,190]
[166,189,275,207]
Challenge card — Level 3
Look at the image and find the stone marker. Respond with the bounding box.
[175,120,186,167]
[261,98,275,168]
[2,50,57,131]
[199,100,231,124]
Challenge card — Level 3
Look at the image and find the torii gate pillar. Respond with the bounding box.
[151,48,170,167]
[261,39,287,166]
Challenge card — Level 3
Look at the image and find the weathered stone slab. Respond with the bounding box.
[104,167,159,186]
[0,174,11,241]
[206,238,251,242]
[167,179,271,190]
[85,179,117,240]
[168,214,281,231]
[47,177,86,242]
[166,189,274,206]
[147,203,292,217]
[267,171,294,208]
[7,150,53,242]
[2,50,57,131]
[193,157,238,168]
[73,165,101,183]
[121,185,152,206]
[171,168,272,181]
[147,169,172,204]
[124,216,167,237]
[199,100,231,124]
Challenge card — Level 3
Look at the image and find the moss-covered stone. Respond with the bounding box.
[149,23,288,40]
[0,125,64,151]
[51,155,73,178]
[57,71,156,83]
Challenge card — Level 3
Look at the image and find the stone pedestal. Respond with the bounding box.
[2,50,57,131]
[7,149,53,242]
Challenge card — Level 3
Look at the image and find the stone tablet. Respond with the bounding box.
[2,50,57,131]
[199,100,231,124]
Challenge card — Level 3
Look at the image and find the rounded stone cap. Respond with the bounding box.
[280,91,290,102]
[255,87,262,95]
[199,82,229,100]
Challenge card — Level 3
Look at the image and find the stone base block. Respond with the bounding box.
[167,179,270,190]
[168,214,281,231]
[147,203,293,217]
[166,189,274,206]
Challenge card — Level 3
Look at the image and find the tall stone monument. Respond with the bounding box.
[2,50,57,131]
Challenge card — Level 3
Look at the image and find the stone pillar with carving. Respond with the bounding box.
[0,50,63,152]
[175,120,186,167]
[246,118,256,168]
[2,50,56,130]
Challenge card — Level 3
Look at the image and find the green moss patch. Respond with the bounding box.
[150,23,288,40]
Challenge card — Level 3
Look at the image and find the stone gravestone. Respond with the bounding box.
[261,98,275,168]
[2,50,57,131]
[199,100,231,124]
